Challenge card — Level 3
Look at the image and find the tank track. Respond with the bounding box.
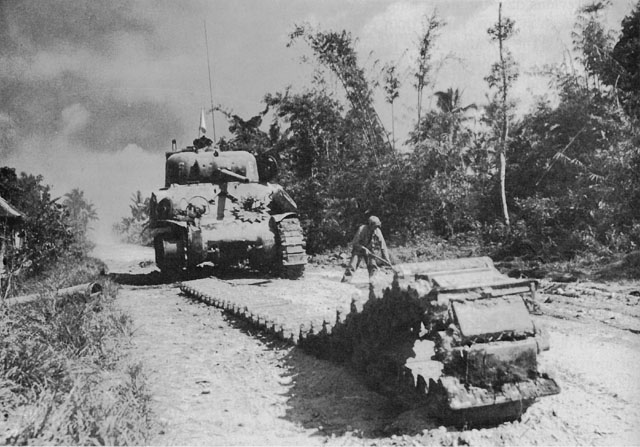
[274,217,306,279]
[180,277,363,345]
[180,271,559,428]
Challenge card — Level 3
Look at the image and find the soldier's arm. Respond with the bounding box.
[375,228,391,263]
[351,226,365,251]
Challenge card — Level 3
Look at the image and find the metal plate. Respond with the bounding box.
[451,295,535,339]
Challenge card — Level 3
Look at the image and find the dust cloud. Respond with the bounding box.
[0,0,212,238]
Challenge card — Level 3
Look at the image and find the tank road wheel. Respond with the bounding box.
[274,218,307,279]
[154,230,187,278]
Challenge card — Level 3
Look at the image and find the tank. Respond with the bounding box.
[148,136,307,278]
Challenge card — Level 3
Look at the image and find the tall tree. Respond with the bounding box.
[611,1,640,118]
[382,63,400,150]
[113,190,151,246]
[414,11,445,126]
[63,188,98,250]
[485,3,518,226]
[572,0,617,91]
[288,25,391,154]
[434,87,477,145]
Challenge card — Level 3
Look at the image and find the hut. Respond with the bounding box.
[0,195,25,280]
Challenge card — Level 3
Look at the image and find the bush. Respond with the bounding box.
[0,261,151,445]
[1,167,98,299]
[112,191,152,246]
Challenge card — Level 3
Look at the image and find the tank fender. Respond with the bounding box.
[154,219,189,229]
[270,212,298,223]
[148,220,189,237]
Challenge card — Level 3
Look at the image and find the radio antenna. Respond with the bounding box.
[204,20,217,142]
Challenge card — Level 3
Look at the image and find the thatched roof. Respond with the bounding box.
[0,195,23,220]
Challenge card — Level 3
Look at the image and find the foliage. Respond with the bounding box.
[610,1,640,118]
[382,63,401,149]
[288,24,391,152]
[498,1,640,260]
[571,0,617,90]
[414,11,445,125]
[484,3,519,226]
[112,191,152,246]
[0,260,151,445]
[212,4,639,264]
[215,105,273,154]
[63,188,98,254]
[0,168,97,287]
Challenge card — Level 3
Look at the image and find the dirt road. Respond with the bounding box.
[94,244,640,446]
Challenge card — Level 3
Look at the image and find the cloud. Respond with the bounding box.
[360,2,424,57]
[61,103,90,135]
[0,0,191,238]
[2,0,153,54]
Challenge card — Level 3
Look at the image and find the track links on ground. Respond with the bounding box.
[179,274,556,427]
[180,277,362,346]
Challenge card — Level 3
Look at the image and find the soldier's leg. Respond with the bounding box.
[341,252,360,283]
[366,255,379,279]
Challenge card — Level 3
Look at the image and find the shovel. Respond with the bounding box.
[362,247,397,272]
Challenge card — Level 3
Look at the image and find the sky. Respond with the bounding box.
[0,0,635,239]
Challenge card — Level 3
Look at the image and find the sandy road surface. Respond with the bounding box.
[94,244,640,446]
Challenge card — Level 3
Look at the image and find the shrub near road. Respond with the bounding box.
[0,259,152,445]
[0,167,151,444]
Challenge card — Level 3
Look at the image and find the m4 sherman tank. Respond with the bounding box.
[148,136,307,278]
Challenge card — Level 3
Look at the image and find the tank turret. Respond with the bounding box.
[165,150,260,186]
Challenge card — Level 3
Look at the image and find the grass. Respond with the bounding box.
[0,257,151,445]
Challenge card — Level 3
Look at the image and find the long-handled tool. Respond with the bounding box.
[362,247,396,271]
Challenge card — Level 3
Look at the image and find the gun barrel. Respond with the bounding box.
[218,168,250,183]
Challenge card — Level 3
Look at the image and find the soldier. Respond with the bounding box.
[341,215,391,283]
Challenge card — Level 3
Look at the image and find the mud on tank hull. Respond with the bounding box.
[150,181,306,278]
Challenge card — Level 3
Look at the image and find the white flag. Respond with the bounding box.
[199,108,207,134]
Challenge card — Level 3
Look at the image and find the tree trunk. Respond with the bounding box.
[391,101,396,151]
[498,3,510,226]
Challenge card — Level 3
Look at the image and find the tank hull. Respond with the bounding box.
[149,175,306,277]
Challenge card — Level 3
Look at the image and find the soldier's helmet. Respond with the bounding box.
[368,216,381,228]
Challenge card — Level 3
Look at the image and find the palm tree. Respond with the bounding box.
[129,191,149,222]
[63,188,98,239]
[433,88,477,143]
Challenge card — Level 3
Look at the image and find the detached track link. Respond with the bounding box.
[275,218,307,279]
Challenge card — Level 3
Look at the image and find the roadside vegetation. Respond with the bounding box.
[112,191,153,246]
[200,1,638,275]
[0,169,151,444]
